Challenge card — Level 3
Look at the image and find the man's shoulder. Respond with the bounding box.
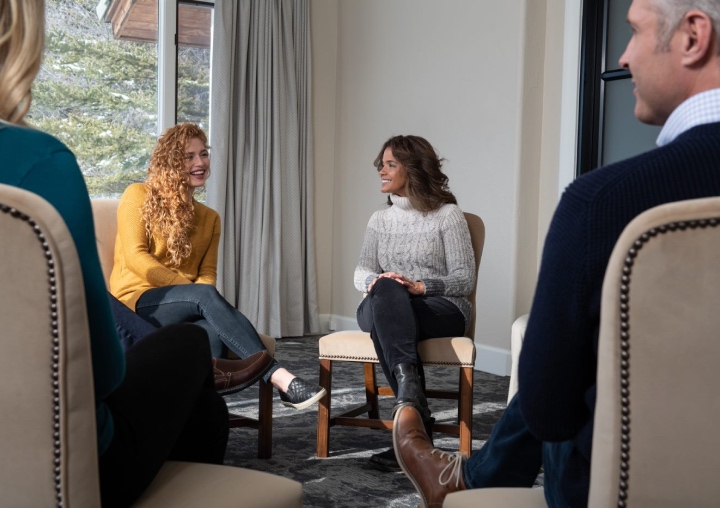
[566,124,720,203]
[563,151,655,205]
[673,121,720,145]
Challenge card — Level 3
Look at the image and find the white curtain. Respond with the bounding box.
[208,0,319,337]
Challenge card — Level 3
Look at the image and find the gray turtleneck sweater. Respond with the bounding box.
[353,195,475,332]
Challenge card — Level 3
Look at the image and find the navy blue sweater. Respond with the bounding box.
[518,122,720,506]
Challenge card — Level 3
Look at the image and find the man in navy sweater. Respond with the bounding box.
[392,1,720,507]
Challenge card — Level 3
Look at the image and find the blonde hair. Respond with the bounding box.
[0,0,44,124]
[143,122,209,267]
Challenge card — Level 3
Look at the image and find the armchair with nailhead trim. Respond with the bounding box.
[444,197,720,507]
[0,184,301,507]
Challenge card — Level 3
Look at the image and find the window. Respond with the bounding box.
[29,0,213,198]
[177,2,212,130]
[577,0,660,175]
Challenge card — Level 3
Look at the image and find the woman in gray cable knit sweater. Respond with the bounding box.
[355,135,475,471]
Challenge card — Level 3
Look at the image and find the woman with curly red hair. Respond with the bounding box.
[110,122,324,410]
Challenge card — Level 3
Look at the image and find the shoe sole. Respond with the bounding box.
[368,460,402,472]
[280,386,327,410]
[393,405,429,508]
[368,449,402,472]
[217,360,274,397]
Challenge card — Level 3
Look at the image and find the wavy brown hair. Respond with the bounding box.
[0,0,44,124]
[374,135,457,212]
[143,122,208,267]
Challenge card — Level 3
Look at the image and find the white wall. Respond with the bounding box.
[311,0,579,375]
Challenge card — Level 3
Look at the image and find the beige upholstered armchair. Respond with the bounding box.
[507,313,528,404]
[0,185,302,507]
[91,198,277,459]
[445,196,720,507]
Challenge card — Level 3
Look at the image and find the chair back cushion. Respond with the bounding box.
[590,197,720,507]
[463,212,485,339]
[91,198,120,286]
[0,185,101,507]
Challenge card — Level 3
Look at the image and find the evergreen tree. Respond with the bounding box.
[29,0,210,198]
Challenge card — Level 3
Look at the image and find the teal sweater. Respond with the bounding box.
[0,123,125,455]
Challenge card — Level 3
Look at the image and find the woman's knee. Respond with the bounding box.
[371,276,406,296]
[192,283,222,301]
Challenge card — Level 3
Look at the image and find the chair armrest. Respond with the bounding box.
[508,314,529,404]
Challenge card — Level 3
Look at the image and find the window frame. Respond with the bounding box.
[577,0,632,176]
[159,0,214,134]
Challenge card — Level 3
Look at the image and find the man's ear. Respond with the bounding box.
[679,10,715,66]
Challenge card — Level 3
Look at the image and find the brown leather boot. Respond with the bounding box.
[213,351,273,396]
[393,404,466,508]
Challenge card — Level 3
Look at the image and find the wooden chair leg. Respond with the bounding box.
[257,379,273,459]
[364,363,380,419]
[317,358,332,457]
[458,366,474,457]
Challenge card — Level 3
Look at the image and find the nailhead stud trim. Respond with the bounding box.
[1,203,63,507]
[616,216,719,507]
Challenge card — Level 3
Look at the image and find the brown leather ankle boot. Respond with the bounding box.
[212,351,273,395]
[393,404,466,508]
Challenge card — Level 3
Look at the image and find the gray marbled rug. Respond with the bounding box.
[222,336,512,507]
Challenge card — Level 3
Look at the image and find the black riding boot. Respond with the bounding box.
[392,363,428,413]
[369,364,434,472]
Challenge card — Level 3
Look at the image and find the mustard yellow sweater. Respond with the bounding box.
[110,183,221,310]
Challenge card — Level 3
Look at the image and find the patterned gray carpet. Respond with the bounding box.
[222,336,511,507]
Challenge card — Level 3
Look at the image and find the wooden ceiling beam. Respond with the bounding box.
[98,0,210,49]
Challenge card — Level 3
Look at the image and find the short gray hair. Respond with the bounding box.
[651,0,720,51]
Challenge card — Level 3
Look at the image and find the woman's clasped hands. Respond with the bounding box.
[369,272,426,295]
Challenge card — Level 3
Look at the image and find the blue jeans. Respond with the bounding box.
[356,277,466,396]
[542,440,577,508]
[135,284,280,382]
[462,394,579,507]
[108,292,157,351]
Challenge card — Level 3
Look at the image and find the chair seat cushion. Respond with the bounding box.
[132,461,303,508]
[443,487,546,508]
[259,333,276,356]
[319,331,475,367]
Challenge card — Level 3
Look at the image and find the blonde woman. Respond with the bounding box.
[110,122,325,410]
[0,1,242,506]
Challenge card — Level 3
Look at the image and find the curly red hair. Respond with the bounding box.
[143,122,208,267]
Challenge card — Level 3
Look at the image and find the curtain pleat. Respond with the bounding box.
[208,0,319,337]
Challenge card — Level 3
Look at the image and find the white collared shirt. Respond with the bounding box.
[657,88,720,146]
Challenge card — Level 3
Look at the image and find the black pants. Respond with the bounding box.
[99,323,229,508]
[356,277,465,396]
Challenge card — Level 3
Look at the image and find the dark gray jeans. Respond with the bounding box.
[356,276,465,396]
